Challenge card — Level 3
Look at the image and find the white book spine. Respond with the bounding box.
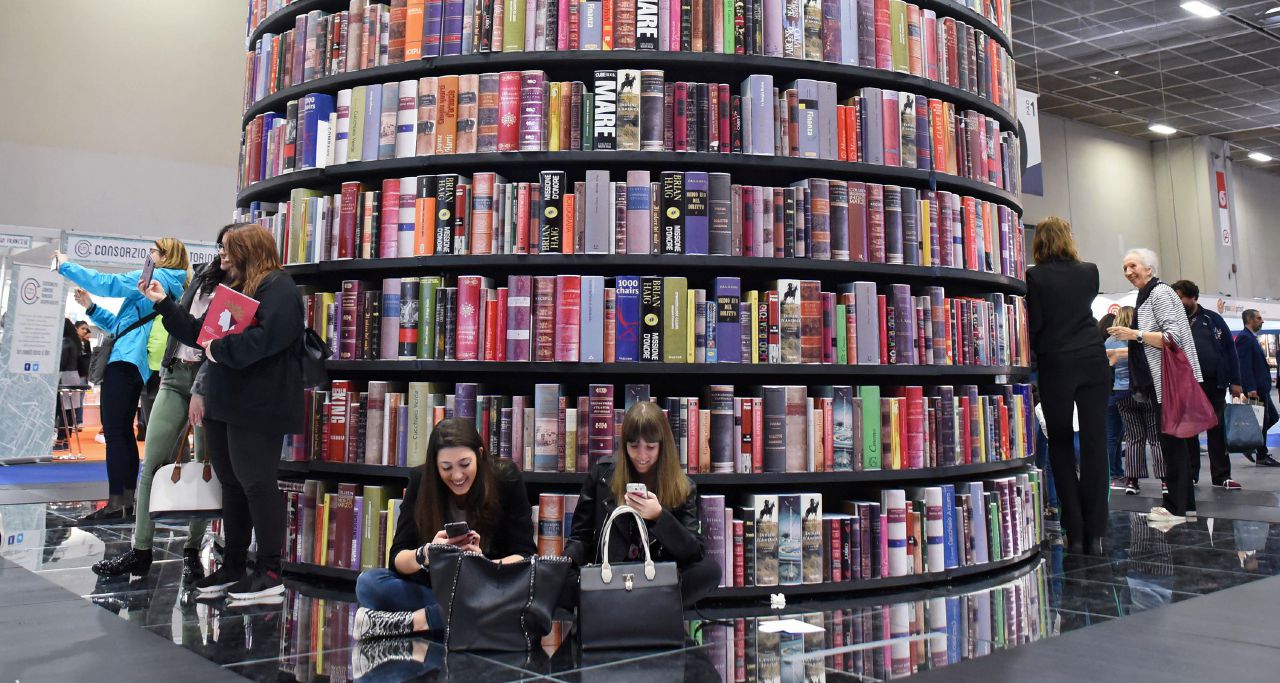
[883,488,908,577]
[335,88,352,165]
[395,80,419,158]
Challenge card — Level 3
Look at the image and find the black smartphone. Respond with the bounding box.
[444,521,471,539]
[140,254,156,288]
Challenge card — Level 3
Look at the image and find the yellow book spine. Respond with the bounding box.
[548,82,562,151]
[320,493,333,566]
[748,290,759,363]
[920,199,931,267]
[687,289,696,362]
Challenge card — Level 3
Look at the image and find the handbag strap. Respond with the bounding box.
[112,310,159,342]
[598,504,656,583]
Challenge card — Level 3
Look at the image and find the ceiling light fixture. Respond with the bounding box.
[1249,152,1274,162]
[1148,123,1177,135]
[1181,1,1222,17]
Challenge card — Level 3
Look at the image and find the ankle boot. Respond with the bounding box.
[92,548,153,577]
[183,548,205,582]
[80,495,125,525]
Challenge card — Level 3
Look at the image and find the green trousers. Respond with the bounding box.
[132,362,209,551]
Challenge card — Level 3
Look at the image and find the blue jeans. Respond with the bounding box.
[1106,392,1125,479]
[355,568,443,629]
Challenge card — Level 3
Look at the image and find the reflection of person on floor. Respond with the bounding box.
[352,637,444,682]
[1234,520,1270,572]
[1124,514,1175,613]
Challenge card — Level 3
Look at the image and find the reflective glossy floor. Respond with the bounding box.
[5,490,1280,682]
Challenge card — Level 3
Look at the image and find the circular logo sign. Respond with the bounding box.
[666,207,680,219]
[74,240,92,258]
[20,278,40,305]
[544,207,558,219]
[438,209,451,221]
[1107,303,1120,315]
[644,313,659,326]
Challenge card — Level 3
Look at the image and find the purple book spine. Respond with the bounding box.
[891,284,913,365]
[519,71,547,152]
[506,275,533,361]
[714,277,742,363]
[684,171,709,255]
[456,383,478,420]
[442,0,465,55]
[742,74,774,156]
[424,0,444,57]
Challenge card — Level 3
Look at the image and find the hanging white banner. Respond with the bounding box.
[6,265,64,375]
[65,233,218,268]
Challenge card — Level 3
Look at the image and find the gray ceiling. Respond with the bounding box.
[1013,0,1280,168]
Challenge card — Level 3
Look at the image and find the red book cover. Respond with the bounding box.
[740,398,753,473]
[587,384,615,469]
[455,275,489,360]
[902,386,924,468]
[906,4,921,76]
[799,280,822,364]
[767,290,780,360]
[603,287,616,363]
[718,84,731,153]
[389,0,408,62]
[923,12,937,81]
[615,0,636,49]
[554,274,581,362]
[495,287,509,361]
[379,178,400,258]
[533,275,556,361]
[873,0,892,70]
[959,396,971,463]
[963,196,978,270]
[537,493,564,556]
[483,296,499,361]
[198,285,260,346]
[602,0,615,49]
[338,182,361,258]
[822,397,834,471]
[733,519,744,587]
[497,71,522,152]
[328,380,351,462]
[867,183,885,263]
[516,182,531,254]
[752,396,763,472]
[837,105,848,161]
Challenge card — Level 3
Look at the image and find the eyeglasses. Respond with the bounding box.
[150,246,166,257]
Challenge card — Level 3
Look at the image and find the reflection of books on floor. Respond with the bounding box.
[197,284,260,345]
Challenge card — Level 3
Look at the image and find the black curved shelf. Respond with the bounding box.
[281,545,1041,599]
[243,50,1015,130]
[280,456,1033,485]
[321,359,1029,380]
[246,0,1013,74]
[238,152,1022,211]
[283,254,1027,294]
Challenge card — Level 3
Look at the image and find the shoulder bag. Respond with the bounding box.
[148,424,222,520]
[1160,333,1218,438]
[298,327,331,388]
[429,543,572,652]
[88,309,158,384]
[578,505,686,650]
[1225,398,1266,453]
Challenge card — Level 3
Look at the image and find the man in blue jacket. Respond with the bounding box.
[1172,282,1245,486]
[1235,308,1280,467]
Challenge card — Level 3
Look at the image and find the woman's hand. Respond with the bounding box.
[139,279,167,303]
[431,530,451,545]
[72,288,91,309]
[189,393,205,427]
[459,531,482,554]
[1107,326,1139,342]
[625,490,663,521]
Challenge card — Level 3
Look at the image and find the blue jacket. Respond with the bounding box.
[1188,306,1241,389]
[59,262,186,382]
[1235,328,1272,395]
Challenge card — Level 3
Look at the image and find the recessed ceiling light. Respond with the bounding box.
[1113,70,1120,75]
[1182,1,1222,17]
[1148,123,1177,135]
[1249,151,1274,162]
[1266,6,1280,14]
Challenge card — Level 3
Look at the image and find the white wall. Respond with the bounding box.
[1020,114,1162,291]
[1232,163,1280,300]
[0,1,245,243]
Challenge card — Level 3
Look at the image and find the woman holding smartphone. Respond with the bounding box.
[55,238,190,522]
[565,401,721,607]
[352,418,535,640]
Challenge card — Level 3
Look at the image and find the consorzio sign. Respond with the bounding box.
[66,234,218,267]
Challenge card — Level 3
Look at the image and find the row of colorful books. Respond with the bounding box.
[287,381,1034,475]
[248,173,1023,279]
[279,591,356,681]
[692,567,1047,681]
[240,72,1020,194]
[280,479,404,571]
[244,0,1015,112]
[711,477,1041,589]
[305,276,1030,368]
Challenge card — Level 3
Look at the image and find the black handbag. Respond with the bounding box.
[298,326,331,388]
[429,543,572,652]
[578,505,686,650]
[88,310,158,384]
[1225,401,1266,452]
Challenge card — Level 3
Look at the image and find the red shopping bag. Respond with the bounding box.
[1161,334,1218,437]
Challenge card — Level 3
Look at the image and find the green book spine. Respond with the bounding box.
[860,384,881,470]
[360,485,388,570]
[890,0,908,74]
[582,93,594,151]
[418,277,441,359]
[724,0,735,53]
[663,276,689,363]
[835,303,847,365]
[502,0,527,52]
[988,499,1001,561]
[348,85,367,161]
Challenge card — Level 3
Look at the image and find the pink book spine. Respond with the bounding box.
[379,178,400,257]
[554,274,581,362]
[496,287,509,361]
[456,275,485,360]
[506,275,532,361]
[557,0,570,50]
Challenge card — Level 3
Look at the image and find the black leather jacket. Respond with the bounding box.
[564,457,705,568]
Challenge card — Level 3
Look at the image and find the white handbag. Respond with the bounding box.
[149,427,222,520]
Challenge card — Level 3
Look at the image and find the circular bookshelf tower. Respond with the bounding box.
[239,0,1040,599]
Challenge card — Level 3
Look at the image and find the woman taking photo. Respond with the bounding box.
[93,225,236,581]
[565,400,721,607]
[55,238,190,522]
[351,418,535,640]
[141,223,304,601]
[1108,248,1202,524]
[1025,217,1110,555]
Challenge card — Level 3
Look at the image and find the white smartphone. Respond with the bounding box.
[626,483,648,498]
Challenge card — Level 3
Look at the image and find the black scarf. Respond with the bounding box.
[1128,277,1160,392]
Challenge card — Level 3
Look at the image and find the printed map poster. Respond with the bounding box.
[0,264,64,461]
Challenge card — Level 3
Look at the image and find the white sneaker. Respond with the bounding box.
[95,433,106,444]
[1147,507,1186,523]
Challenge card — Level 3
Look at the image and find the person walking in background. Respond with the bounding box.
[91,225,237,581]
[1107,249,1203,524]
[73,320,92,429]
[1171,280,1244,488]
[1236,309,1279,467]
[1098,312,1127,489]
[1025,217,1111,555]
[55,239,190,523]
[54,319,82,451]
[1111,306,1164,496]
[141,223,304,603]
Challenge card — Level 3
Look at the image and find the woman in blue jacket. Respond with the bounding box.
[55,239,189,523]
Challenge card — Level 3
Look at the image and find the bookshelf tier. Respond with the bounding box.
[237,151,1024,209]
[243,50,1018,128]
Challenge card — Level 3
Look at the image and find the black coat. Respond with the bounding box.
[564,457,705,568]
[388,460,536,585]
[1026,260,1104,359]
[155,270,305,433]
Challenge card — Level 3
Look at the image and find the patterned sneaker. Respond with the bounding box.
[226,568,284,601]
[1125,479,1140,495]
[353,607,416,641]
[91,548,152,577]
[194,565,244,596]
[351,637,416,678]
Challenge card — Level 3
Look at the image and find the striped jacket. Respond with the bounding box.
[1136,281,1201,403]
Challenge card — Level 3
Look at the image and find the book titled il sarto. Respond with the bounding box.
[197,284,260,345]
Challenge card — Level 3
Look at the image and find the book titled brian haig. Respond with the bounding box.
[197,284,260,345]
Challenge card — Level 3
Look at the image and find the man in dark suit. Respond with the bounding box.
[1235,309,1279,466]
[1172,281,1244,487]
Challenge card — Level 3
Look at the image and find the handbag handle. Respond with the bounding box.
[598,504,656,583]
[168,423,212,483]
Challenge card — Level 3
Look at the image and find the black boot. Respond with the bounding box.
[183,548,205,583]
[92,548,153,577]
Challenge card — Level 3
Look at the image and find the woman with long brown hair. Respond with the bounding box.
[565,401,721,606]
[141,223,304,602]
[54,237,190,522]
[350,418,535,640]
[1026,217,1111,555]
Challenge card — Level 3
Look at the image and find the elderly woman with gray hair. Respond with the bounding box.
[1107,248,1202,525]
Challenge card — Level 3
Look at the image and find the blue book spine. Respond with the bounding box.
[684,171,709,255]
[946,595,962,664]
[614,276,641,361]
[941,483,958,569]
[362,84,383,161]
[424,0,444,57]
[398,404,409,466]
[580,276,606,363]
[714,276,741,363]
[442,0,464,55]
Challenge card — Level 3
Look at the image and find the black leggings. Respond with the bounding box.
[100,361,144,496]
[1037,346,1112,544]
[204,418,286,573]
[680,554,723,607]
